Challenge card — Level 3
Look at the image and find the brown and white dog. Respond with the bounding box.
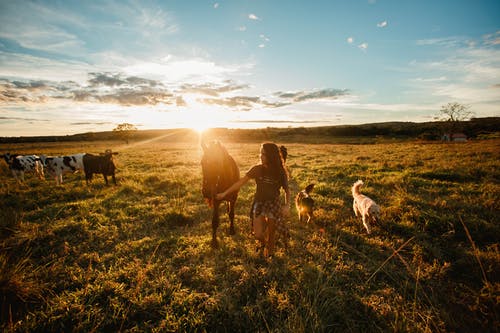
[295,184,315,223]
[352,180,381,234]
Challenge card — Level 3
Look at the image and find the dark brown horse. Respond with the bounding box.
[201,140,240,247]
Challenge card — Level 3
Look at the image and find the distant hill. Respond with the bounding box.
[1,117,499,143]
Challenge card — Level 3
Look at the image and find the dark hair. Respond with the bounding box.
[262,142,288,181]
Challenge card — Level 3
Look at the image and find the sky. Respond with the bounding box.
[1,0,499,137]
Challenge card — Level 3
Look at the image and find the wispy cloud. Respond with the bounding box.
[213,3,219,9]
[275,88,349,102]
[358,43,368,51]
[416,37,466,48]
[347,37,354,44]
[0,1,179,60]
[200,95,291,110]
[408,34,500,116]
[197,88,349,110]
[377,21,388,28]
[179,81,249,96]
[484,31,500,45]
[0,1,87,55]
[258,34,270,48]
[248,14,260,20]
[409,76,448,83]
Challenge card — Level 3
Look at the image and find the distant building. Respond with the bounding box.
[442,133,467,142]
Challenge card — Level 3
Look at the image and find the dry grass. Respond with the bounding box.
[0,136,499,332]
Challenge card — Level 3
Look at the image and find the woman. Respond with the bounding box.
[216,142,290,256]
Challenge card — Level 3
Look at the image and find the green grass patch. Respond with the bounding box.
[1,139,499,332]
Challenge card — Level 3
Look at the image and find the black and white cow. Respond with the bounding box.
[40,153,85,185]
[1,153,44,182]
[82,149,118,185]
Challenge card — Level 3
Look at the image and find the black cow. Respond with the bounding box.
[1,153,44,182]
[82,149,118,185]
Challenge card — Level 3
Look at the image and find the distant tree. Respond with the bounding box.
[113,123,137,144]
[435,102,474,141]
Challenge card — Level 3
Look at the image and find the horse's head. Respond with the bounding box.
[201,140,227,207]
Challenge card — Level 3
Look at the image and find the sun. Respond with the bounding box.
[185,108,229,133]
[189,118,212,134]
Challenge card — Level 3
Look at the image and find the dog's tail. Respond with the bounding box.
[304,183,315,194]
[352,180,363,196]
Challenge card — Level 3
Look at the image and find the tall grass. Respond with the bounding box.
[0,138,499,332]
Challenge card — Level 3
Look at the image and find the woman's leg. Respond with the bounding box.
[253,215,267,245]
[265,218,277,257]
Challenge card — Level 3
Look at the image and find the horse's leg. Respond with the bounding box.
[228,199,235,235]
[211,202,220,248]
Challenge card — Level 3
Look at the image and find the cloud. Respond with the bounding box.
[0,116,49,122]
[0,79,69,103]
[248,14,260,20]
[377,21,387,28]
[88,72,159,88]
[105,2,179,36]
[275,88,349,102]
[81,73,175,105]
[88,73,127,87]
[258,34,270,48]
[70,121,113,126]
[410,76,447,83]
[0,1,87,55]
[0,72,177,106]
[237,26,247,32]
[347,37,354,44]
[0,1,179,60]
[200,95,288,110]
[195,87,349,111]
[123,57,246,84]
[484,31,500,45]
[416,37,465,48]
[233,119,319,125]
[213,3,219,9]
[176,96,187,106]
[408,34,500,114]
[93,88,174,106]
[358,43,368,51]
[179,81,250,96]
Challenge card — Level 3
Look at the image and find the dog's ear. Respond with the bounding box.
[305,183,315,193]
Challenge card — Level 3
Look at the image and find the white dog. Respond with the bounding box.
[352,180,381,234]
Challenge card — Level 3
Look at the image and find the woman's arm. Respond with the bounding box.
[216,175,250,200]
[284,186,291,207]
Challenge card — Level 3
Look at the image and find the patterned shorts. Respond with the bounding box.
[253,197,289,238]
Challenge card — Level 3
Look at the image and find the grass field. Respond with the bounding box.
[1,135,499,332]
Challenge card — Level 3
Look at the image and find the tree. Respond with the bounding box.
[435,102,474,141]
[113,123,137,144]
